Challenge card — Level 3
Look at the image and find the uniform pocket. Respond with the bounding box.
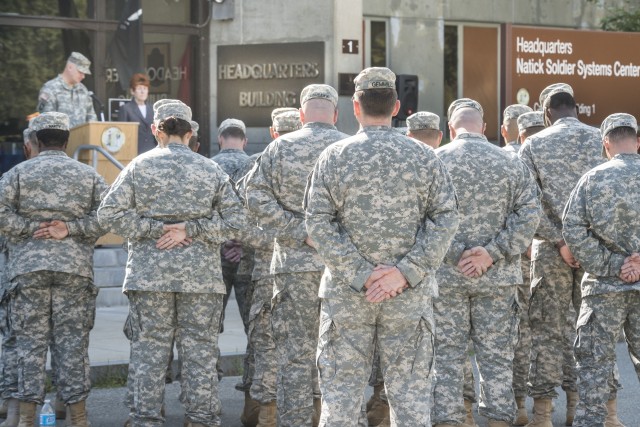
[316,317,336,381]
[573,306,594,360]
[509,297,521,351]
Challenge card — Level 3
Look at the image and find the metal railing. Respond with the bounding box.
[73,145,125,171]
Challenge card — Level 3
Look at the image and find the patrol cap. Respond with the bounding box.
[271,107,298,123]
[600,113,638,138]
[447,98,484,120]
[190,120,199,136]
[300,84,338,107]
[406,111,440,131]
[152,98,186,113]
[353,67,396,91]
[154,102,192,122]
[30,112,70,132]
[539,83,573,110]
[517,111,545,133]
[273,110,302,133]
[67,52,91,75]
[503,104,533,122]
[218,118,246,135]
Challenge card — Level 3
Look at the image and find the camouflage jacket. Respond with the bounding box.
[562,153,640,296]
[519,117,604,244]
[0,151,107,281]
[503,141,521,156]
[245,122,348,282]
[37,75,97,128]
[98,143,246,293]
[305,125,459,299]
[212,148,250,183]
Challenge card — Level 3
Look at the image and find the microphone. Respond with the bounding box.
[88,91,106,121]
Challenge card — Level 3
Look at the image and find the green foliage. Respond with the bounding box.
[600,8,640,32]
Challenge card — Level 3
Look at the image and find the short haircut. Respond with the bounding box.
[354,88,397,117]
[36,129,70,148]
[129,73,150,91]
[157,117,192,138]
[521,126,545,140]
[410,129,440,141]
[547,92,576,110]
[606,126,637,143]
[220,127,246,140]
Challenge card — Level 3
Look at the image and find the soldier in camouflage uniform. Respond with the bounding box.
[501,104,533,154]
[432,99,540,427]
[562,113,640,427]
[406,111,443,149]
[518,84,605,426]
[0,112,107,427]
[304,67,459,426]
[98,102,247,427]
[508,111,546,426]
[37,52,97,128]
[244,84,348,427]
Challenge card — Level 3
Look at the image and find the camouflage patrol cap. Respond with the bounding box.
[155,102,192,122]
[68,52,91,75]
[447,98,484,120]
[190,120,199,136]
[539,83,573,110]
[31,112,70,132]
[354,67,396,91]
[273,110,302,133]
[300,84,338,107]
[600,113,638,138]
[406,111,440,131]
[517,111,545,133]
[218,118,246,135]
[503,104,533,122]
[152,99,186,113]
[271,107,298,123]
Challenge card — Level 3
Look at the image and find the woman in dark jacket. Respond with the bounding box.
[119,73,156,154]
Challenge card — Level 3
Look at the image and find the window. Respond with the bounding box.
[364,18,388,68]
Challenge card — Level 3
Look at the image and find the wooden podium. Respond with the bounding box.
[66,121,140,246]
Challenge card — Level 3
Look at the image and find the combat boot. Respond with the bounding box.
[55,397,66,419]
[16,402,35,427]
[464,399,477,427]
[525,398,552,427]
[312,398,321,427]
[257,401,276,427]
[513,397,528,426]
[240,391,259,426]
[68,401,89,427]
[366,385,389,426]
[605,399,626,427]
[488,421,509,427]
[185,423,206,427]
[0,399,19,427]
[565,391,578,426]
[0,399,7,418]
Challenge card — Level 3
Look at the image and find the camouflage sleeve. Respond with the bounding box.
[97,165,165,239]
[245,145,307,244]
[304,152,375,292]
[0,170,40,238]
[562,174,626,277]
[85,94,97,123]
[396,159,459,287]
[66,174,108,240]
[484,160,541,263]
[37,87,56,113]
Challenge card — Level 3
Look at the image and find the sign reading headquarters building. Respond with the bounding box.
[503,25,640,127]
[217,42,324,127]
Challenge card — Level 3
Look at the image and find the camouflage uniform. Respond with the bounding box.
[98,104,247,426]
[0,113,106,406]
[305,75,460,426]
[432,129,540,423]
[245,103,348,426]
[518,109,604,400]
[562,114,640,425]
[37,80,96,129]
[0,236,19,402]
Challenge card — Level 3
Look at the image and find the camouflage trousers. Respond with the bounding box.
[528,241,582,398]
[513,258,532,399]
[128,291,223,427]
[573,291,640,426]
[0,288,18,400]
[433,283,519,423]
[271,272,322,427]
[318,289,435,427]
[248,277,277,404]
[9,271,97,404]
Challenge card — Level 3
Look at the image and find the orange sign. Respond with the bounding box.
[503,24,640,127]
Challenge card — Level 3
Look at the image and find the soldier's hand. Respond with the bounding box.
[619,253,640,283]
[304,236,316,248]
[363,264,394,290]
[558,243,580,269]
[33,222,52,239]
[525,244,533,260]
[223,246,243,262]
[365,267,408,303]
[33,220,68,240]
[157,223,188,250]
[458,247,493,278]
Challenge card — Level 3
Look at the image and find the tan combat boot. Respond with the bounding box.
[0,399,19,427]
[257,401,276,427]
[55,397,67,420]
[366,385,389,426]
[240,391,260,426]
[16,402,36,427]
[565,391,578,426]
[605,398,626,427]
[514,397,528,425]
[464,399,477,427]
[525,398,552,427]
[68,401,89,427]
[488,421,510,427]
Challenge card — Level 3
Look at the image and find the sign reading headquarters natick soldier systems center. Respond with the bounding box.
[217,42,324,127]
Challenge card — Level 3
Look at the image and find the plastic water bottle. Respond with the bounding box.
[39,400,56,426]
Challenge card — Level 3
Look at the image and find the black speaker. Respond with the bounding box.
[395,74,418,120]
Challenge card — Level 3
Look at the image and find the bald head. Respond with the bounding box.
[449,107,484,136]
[300,98,337,125]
